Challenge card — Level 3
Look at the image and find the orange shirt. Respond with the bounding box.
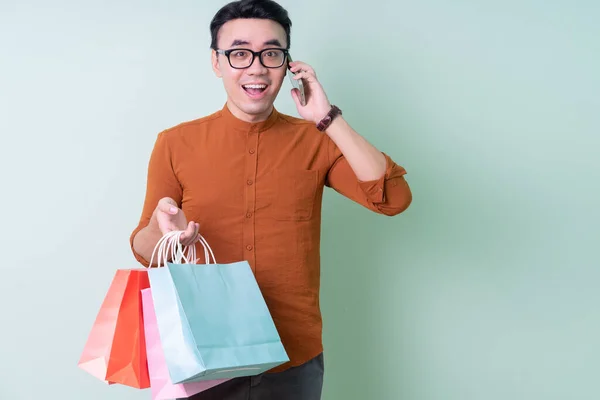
[129,103,412,372]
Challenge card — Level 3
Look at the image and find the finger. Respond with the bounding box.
[293,70,316,83]
[181,238,194,247]
[157,197,179,215]
[289,61,315,75]
[178,221,193,241]
[189,223,200,243]
[183,222,200,246]
[180,221,197,246]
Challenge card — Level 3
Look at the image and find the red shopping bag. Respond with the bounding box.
[78,269,151,389]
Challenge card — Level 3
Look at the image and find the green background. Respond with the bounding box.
[0,0,597,399]
[316,2,599,399]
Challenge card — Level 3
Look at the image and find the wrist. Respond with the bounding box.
[314,104,332,124]
[316,105,342,132]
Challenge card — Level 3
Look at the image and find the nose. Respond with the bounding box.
[246,54,268,75]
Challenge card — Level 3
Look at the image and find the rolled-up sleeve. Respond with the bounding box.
[325,139,412,216]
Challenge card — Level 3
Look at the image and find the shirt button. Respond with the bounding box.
[246,212,253,218]
[249,149,255,154]
[247,180,253,185]
[246,245,253,251]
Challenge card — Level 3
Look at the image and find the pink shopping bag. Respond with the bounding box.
[141,288,229,399]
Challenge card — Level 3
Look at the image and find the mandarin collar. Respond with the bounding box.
[220,102,279,132]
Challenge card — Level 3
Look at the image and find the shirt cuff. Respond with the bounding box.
[357,153,407,204]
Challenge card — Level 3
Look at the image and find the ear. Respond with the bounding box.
[211,50,222,78]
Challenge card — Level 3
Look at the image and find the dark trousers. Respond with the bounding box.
[181,353,324,400]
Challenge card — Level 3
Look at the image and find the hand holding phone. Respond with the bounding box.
[287,54,306,106]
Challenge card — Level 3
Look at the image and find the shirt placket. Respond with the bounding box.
[243,125,259,273]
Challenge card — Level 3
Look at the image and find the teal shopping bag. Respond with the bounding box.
[147,231,289,385]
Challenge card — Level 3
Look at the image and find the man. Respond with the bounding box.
[130,0,412,398]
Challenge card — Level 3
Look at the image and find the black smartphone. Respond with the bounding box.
[287,54,306,106]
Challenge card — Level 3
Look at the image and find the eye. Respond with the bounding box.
[232,50,250,58]
[264,50,282,58]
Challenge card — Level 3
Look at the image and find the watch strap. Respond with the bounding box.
[316,105,342,131]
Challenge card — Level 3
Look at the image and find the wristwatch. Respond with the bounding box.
[316,105,342,131]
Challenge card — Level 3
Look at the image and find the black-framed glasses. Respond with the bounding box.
[215,47,289,69]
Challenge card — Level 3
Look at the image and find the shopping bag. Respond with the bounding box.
[78,269,150,389]
[147,231,289,385]
[141,287,229,399]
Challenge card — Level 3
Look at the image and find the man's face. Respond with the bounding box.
[212,18,288,122]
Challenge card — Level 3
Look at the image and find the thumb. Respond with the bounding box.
[157,198,179,215]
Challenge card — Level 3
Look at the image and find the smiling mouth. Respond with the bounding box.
[242,84,268,95]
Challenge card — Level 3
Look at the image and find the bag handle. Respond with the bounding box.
[148,230,217,268]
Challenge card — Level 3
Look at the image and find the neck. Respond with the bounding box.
[226,99,273,123]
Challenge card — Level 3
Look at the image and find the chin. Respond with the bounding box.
[239,99,274,116]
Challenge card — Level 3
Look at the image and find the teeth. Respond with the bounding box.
[243,84,267,89]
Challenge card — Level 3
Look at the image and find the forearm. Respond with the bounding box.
[324,116,387,181]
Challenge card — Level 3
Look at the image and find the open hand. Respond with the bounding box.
[153,197,199,246]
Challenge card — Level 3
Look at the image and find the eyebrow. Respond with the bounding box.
[230,39,283,47]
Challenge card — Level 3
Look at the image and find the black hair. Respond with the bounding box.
[209,0,292,50]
